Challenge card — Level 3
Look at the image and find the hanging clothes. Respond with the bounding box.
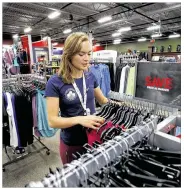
[119,65,130,94]
[4,92,19,147]
[126,66,136,95]
[89,64,111,97]
[37,89,58,137]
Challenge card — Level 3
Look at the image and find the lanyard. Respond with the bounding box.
[72,73,89,115]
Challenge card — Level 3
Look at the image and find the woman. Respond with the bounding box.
[45,32,109,164]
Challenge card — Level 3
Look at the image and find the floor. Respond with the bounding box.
[3,130,62,187]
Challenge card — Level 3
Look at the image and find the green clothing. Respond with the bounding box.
[126,66,135,95]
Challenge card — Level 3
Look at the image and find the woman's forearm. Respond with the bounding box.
[48,116,79,129]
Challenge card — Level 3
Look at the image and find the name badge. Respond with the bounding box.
[84,108,91,116]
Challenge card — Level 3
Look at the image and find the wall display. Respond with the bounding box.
[135,62,181,106]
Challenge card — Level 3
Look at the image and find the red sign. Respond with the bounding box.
[145,76,173,90]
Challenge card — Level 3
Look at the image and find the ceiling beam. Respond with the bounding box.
[50,3,155,38]
[118,4,157,22]
[94,21,181,39]
[92,4,181,31]
[70,4,100,13]
[30,3,85,18]
[93,16,181,36]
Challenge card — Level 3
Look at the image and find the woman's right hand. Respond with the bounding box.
[77,115,105,130]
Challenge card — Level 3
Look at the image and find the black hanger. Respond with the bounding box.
[111,105,125,124]
[103,104,120,120]
[96,104,111,117]
[114,106,130,125]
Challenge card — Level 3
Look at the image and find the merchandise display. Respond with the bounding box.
[2,2,181,188]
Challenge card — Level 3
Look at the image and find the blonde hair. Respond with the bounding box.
[58,32,89,84]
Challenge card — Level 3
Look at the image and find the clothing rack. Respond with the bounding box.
[2,75,50,172]
[27,116,157,187]
[108,91,179,116]
[149,115,181,151]
[108,91,180,151]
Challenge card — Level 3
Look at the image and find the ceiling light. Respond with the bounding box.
[138,37,147,42]
[112,33,121,37]
[147,25,160,31]
[169,34,180,38]
[151,33,162,38]
[113,41,121,44]
[63,29,72,34]
[52,42,58,46]
[118,27,131,32]
[98,16,112,23]
[114,39,121,42]
[48,11,61,19]
[24,27,32,33]
[12,34,18,39]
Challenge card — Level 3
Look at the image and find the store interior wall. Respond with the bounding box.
[105,38,181,53]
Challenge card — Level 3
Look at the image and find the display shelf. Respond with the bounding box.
[152,52,181,56]
[46,75,51,77]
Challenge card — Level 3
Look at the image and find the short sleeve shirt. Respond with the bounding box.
[45,71,98,145]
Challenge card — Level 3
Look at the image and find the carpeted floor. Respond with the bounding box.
[3,130,62,188]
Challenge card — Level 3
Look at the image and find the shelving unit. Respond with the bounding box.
[151,52,181,63]
[152,52,181,56]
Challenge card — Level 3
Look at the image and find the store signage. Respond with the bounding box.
[135,62,181,106]
[92,50,117,63]
[35,48,45,51]
[145,76,173,92]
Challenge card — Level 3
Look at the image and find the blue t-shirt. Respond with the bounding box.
[45,71,98,146]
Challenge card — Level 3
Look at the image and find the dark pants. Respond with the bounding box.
[60,139,83,164]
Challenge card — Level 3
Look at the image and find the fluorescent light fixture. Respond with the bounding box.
[24,27,32,33]
[52,42,58,46]
[63,29,72,34]
[118,27,131,32]
[151,33,162,38]
[112,33,121,37]
[98,16,112,23]
[95,43,100,46]
[114,39,121,42]
[13,34,18,39]
[138,37,147,42]
[169,34,180,38]
[113,41,121,44]
[147,25,160,31]
[48,11,61,19]
[43,36,48,40]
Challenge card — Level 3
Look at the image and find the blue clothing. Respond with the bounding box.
[45,72,98,145]
[89,64,111,97]
[37,90,58,137]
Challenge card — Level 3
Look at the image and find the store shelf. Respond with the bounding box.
[46,75,52,77]
[46,66,60,68]
[152,52,181,56]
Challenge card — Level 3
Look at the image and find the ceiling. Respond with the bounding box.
[3,2,181,45]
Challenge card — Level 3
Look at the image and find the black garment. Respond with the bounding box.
[14,94,33,147]
[23,51,27,62]
[20,64,30,74]
[106,63,115,91]
[114,65,123,92]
